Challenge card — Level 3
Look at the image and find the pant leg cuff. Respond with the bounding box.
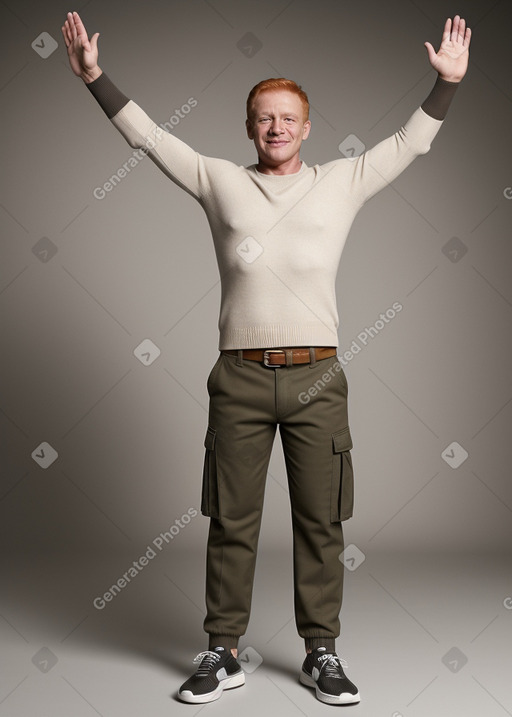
[207,633,240,651]
[305,636,336,652]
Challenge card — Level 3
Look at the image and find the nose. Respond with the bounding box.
[268,119,284,134]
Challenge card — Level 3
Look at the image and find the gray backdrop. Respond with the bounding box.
[1,0,511,713]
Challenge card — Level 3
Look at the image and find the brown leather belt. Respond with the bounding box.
[221,347,337,367]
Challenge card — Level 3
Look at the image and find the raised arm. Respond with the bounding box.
[62,11,129,118]
[347,14,471,205]
[420,14,471,119]
[61,11,211,201]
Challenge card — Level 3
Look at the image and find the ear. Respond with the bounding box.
[246,117,254,140]
[302,119,311,140]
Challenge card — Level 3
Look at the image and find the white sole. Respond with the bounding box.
[178,670,245,704]
[299,670,361,705]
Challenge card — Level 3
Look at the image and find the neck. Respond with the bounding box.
[256,157,303,176]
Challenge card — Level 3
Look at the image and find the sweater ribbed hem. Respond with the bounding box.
[85,71,131,119]
[421,74,460,121]
[219,324,339,351]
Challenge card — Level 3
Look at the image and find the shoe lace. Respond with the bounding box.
[319,653,345,679]
[192,650,221,676]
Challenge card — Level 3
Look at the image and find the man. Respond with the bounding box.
[62,10,470,705]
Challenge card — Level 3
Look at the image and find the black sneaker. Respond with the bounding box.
[178,646,245,703]
[299,646,360,705]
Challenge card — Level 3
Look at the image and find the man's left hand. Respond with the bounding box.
[424,14,471,82]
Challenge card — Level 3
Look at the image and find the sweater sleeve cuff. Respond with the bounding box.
[85,71,131,119]
[420,75,460,120]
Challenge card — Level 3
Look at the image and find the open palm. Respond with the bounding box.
[61,11,100,78]
[425,15,471,82]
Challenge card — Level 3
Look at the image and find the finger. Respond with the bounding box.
[464,26,471,48]
[63,19,73,45]
[90,31,100,53]
[61,25,69,47]
[458,17,466,43]
[451,14,460,43]
[442,16,451,43]
[68,11,77,40]
[73,10,87,41]
[423,41,438,66]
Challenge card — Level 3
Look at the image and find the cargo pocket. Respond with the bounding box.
[330,426,354,522]
[201,426,220,519]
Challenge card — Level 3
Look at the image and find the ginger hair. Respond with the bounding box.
[246,78,309,123]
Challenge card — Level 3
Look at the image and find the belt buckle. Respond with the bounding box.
[263,349,284,367]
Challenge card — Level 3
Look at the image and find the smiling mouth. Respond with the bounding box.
[267,140,288,145]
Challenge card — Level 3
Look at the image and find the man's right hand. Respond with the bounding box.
[61,11,101,83]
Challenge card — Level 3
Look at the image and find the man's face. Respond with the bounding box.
[246,90,311,173]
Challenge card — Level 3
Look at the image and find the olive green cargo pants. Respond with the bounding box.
[200,348,354,652]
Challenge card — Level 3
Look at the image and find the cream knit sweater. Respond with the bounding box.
[87,73,458,350]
